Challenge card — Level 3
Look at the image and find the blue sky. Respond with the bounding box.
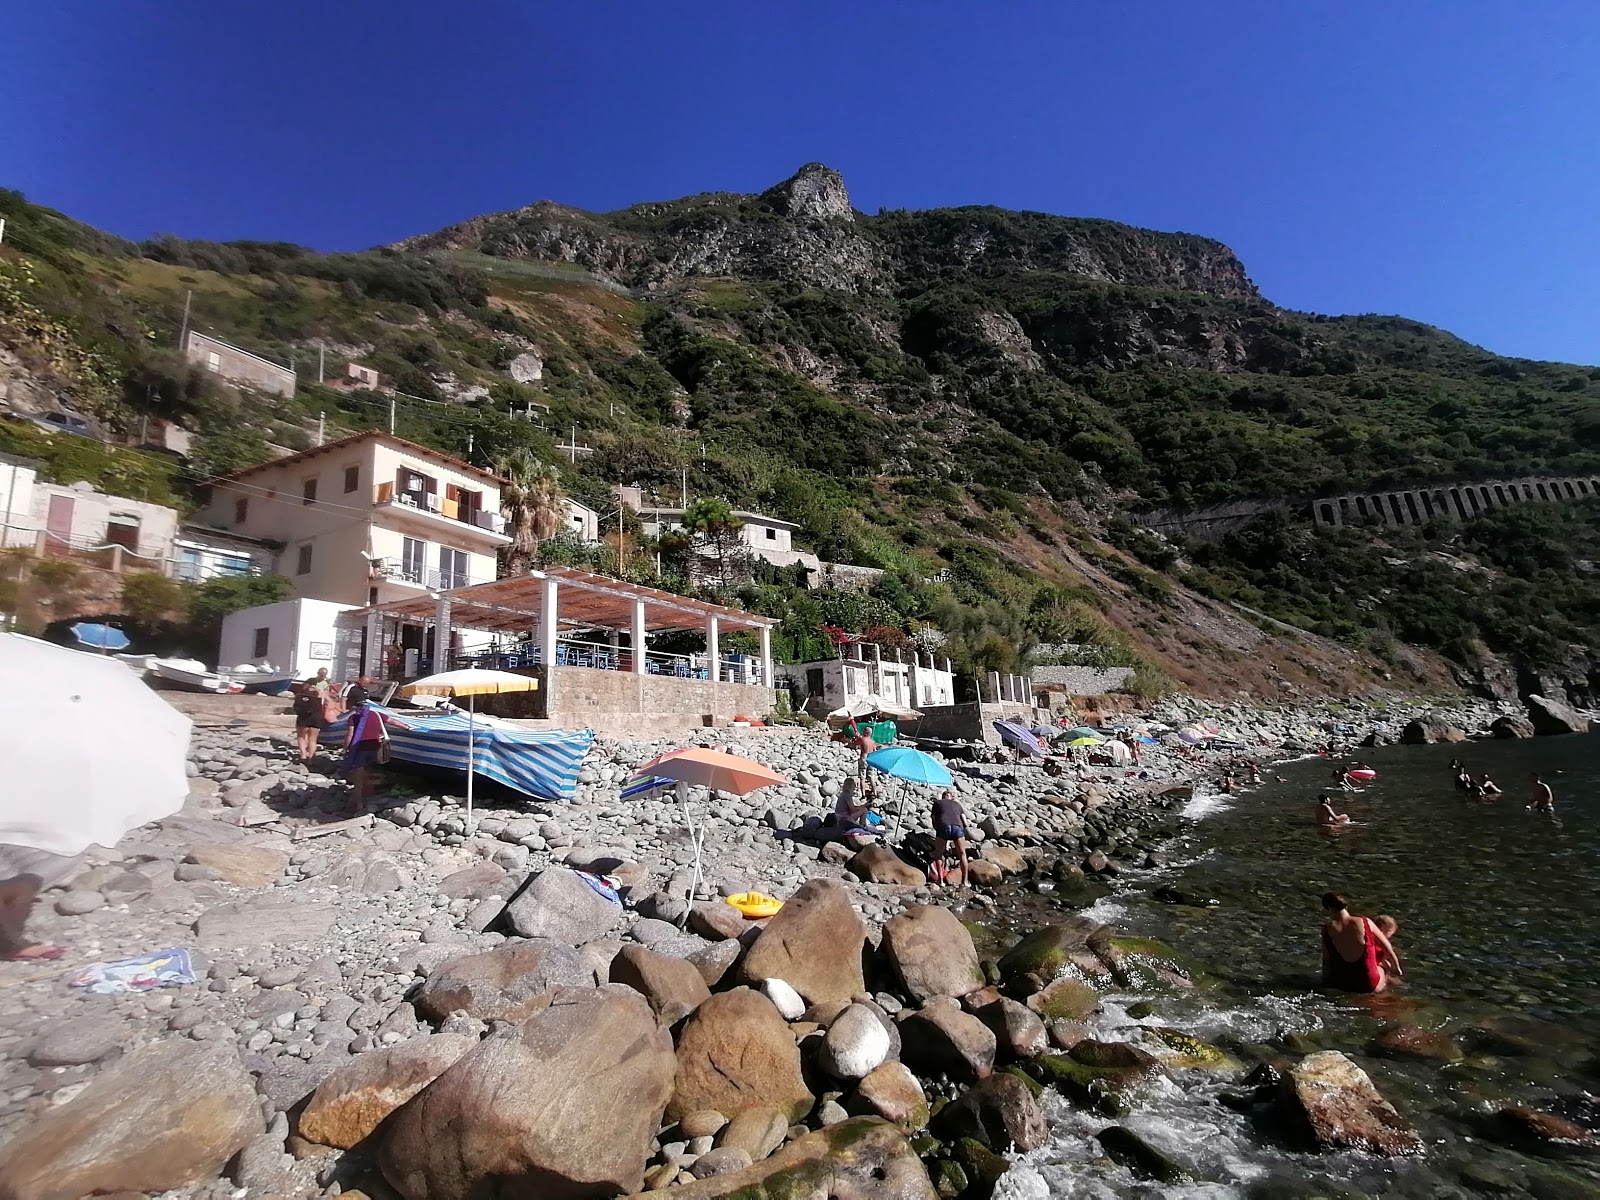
[4,1,1598,363]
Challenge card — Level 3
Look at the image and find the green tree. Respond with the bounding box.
[186,574,294,648]
[496,449,566,577]
[683,497,748,591]
[120,571,188,626]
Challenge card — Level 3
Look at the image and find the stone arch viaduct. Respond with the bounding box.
[1311,474,1600,528]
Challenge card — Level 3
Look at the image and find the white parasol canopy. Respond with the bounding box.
[398,667,538,831]
[0,633,192,855]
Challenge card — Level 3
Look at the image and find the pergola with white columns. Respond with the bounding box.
[340,565,776,718]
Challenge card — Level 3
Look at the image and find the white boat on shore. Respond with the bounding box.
[148,658,243,694]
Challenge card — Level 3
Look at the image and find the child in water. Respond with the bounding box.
[1373,915,1404,979]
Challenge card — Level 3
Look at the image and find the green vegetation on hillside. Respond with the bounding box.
[5,169,1600,688]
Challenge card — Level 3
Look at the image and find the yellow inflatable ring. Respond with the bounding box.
[724,892,783,919]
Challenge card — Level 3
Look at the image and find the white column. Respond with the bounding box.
[705,615,720,683]
[869,642,881,696]
[758,623,772,689]
[988,670,1001,703]
[540,576,559,715]
[631,598,648,676]
[362,611,382,677]
[433,596,452,672]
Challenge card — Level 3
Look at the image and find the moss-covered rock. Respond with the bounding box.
[1024,978,1100,1022]
[994,918,1100,988]
[1142,1027,1236,1071]
[619,1117,937,1199]
[927,1159,967,1199]
[1096,935,1200,991]
[952,1137,1008,1199]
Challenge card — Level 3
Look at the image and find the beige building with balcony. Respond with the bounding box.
[193,430,511,608]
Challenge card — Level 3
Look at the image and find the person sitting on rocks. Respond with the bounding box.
[832,777,872,833]
[1316,794,1350,827]
[1320,892,1401,993]
[930,790,970,885]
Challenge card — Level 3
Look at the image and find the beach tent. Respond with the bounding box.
[993,720,1046,757]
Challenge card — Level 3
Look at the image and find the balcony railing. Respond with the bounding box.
[373,482,507,534]
[371,560,478,590]
[445,637,766,685]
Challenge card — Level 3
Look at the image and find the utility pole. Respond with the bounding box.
[316,412,325,447]
[569,423,577,465]
[177,289,192,350]
[317,345,325,384]
[388,394,397,435]
[0,218,6,244]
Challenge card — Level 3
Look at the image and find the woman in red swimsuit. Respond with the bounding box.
[1320,892,1402,993]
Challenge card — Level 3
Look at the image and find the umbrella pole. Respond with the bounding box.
[465,694,475,832]
[677,780,703,914]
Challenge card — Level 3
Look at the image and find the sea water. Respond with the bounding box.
[999,737,1600,1197]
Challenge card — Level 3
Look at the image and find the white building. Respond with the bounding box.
[191,430,512,609]
[782,645,956,717]
[637,506,822,575]
[0,463,178,569]
[561,498,601,544]
[219,597,357,678]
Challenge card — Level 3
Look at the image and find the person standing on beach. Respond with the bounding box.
[291,682,326,763]
[930,790,971,885]
[338,699,392,816]
[1530,773,1555,812]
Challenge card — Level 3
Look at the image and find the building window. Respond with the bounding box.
[296,544,313,575]
[401,537,426,583]
[206,351,221,372]
[438,546,468,589]
[343,465,360,493]
[302,478,317,505]
[234,497,248,523]
[252,627,270,658]
[106,514,140,550]
[765,527,777,540]
[806,668,824,697]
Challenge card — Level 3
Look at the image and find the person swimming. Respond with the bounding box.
[1476,773,1502,800]
[1529,772,1555,813]
[1316,794,1350,826]
[1320,892,1401,993]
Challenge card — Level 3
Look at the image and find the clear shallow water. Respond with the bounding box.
[998,737,1600,1198]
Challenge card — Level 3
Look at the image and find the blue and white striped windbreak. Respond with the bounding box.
[324,705,593,802]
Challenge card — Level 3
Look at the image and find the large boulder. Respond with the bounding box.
[415,940,588,1023]
[381,985,675,1200]
[299,1034,478,1149]
[0,1040,259,1200]
[184,842,289,887]
[852,1062,929,1130]
[195,894,338,948]
[1399,713,1467,745]
[881,906,985,1003]
[1365,1023,1462,1064]
[668,988,814,1124]
[972,996,1049,1060]
[845,845,924,886]
[900,998,996,1084]
[609,943,712,1024]
[621,1117,936,1200]
[978,844,1028,874]
[739,878,866,1004]
[817,1003,893,1080]
[1526,694,1591,735]
[1278,1050,1423,1156]
[504,867,625,943]
[1489,714,1535,739]
[932,1073,1047,1153]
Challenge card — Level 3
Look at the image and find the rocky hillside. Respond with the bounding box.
[3,169,1600,700]
[397,164,1258,303]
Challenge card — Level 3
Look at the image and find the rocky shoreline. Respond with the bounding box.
[0,689,1553,1199]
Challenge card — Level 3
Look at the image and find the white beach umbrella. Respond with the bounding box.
[0,633,192,856]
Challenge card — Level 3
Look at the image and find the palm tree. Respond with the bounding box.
[496,449,565,577]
